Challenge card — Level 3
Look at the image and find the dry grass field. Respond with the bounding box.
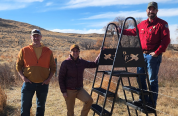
[0,87,7,115]
[0,18,104,64]
[0,50,178,116]
[0,18,178,116]
[2,78,178,116]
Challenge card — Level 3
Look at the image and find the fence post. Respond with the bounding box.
[55,58,57,77]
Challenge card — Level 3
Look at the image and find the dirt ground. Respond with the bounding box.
[4,81,178,116]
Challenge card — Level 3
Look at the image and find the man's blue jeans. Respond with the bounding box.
[137,54,162,105]
[21,82,49,116]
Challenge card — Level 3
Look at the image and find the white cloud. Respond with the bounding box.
[50,29,104,34]
[50,24,178,44]
[46,2,53,6]
[14,0,43,2]
[0,0,43,10]
[158,8,178,17]
[169,24,178,44]
[0,4,26,10]
[81,8,178,20]
[88,21,111,28]
[81,11,146,20]
[62,0,175,9]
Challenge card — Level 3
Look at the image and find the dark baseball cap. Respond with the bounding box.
[70,44,80,51]
[147,2,158,9]
[31,29,41,35]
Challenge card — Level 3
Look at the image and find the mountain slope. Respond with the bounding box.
[0,18,103,62]
[0,18,104,50]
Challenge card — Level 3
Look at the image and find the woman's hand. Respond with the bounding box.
[63,92,68,98]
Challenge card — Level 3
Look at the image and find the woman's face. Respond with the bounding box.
[70,48,80,60]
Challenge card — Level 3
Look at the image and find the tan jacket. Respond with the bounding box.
[16,44,56,83]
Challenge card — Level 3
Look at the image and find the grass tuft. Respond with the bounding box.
[0,86,7,115]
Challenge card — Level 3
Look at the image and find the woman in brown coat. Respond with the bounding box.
[58,44,99,116]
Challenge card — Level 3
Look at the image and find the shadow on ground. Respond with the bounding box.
[0,105,20,116]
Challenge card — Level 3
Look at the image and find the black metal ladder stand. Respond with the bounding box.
[90,17,157,116]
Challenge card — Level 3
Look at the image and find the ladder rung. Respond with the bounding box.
[105,71,146,77]
[104,70,126,74]
[97,71,106,73]
[91,104,111,116]
[92,87,115,97]
[126,102,156,114]
[122,86,149,95]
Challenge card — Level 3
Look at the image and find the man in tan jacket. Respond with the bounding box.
[16,29,56,116]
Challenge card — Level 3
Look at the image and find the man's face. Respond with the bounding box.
[70,48,80,60]
[146,6,158,20]
[31,34,42,45]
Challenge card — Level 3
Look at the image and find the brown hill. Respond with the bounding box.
[167,44,178,51]
[0,18,104,62]
[0,18,177,63]
[0,18,105,50]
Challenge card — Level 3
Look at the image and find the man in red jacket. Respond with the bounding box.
[117,1,170,107]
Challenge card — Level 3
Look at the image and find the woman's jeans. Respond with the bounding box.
[137,54,162,105]
[21,82,49,116]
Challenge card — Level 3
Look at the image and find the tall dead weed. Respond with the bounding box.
[0,86,7,115]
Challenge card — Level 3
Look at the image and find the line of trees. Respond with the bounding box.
[176,27,178,41]
[80,17,178,50]
[103,16,143,35]
[80,16,143,50]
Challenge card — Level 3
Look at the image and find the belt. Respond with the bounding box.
[143,50,155,54]
[67,87,82,90]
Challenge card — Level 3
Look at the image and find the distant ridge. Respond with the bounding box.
[0,18,176,63]
[0,18,103,51]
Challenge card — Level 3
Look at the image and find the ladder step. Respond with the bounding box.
[97,71,106,73]
[122,86,149,95]
[126,102,156,114]
[92,87,115,97]
[91,104,111,116]
[105,71,146,77]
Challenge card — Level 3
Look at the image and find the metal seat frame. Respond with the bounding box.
[90,17,157,116]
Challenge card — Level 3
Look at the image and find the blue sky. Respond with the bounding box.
[0,0,178,43]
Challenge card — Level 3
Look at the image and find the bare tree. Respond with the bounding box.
[167,28,178,51]
[176,27,178,44]
[114,16,131,29]
[102,17,143,39]
[103,16,143,32]
[80,41,95,50]
[101,17,142,48]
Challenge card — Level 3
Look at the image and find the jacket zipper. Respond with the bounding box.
[36,48,44,64]
[76,63,78,88]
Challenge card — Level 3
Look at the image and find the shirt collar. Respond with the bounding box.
[146,16,158,24]
[69,54,80,63]
[29,42,44,48]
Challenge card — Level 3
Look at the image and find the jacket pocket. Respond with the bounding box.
[66,77,75,86]
[139,29,145,40]
[149,28,156,35]
[140,29,145,34]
